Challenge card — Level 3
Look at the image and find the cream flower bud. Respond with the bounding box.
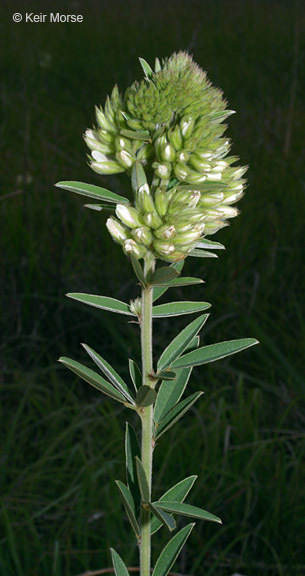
[168,125,183,150]
[152,239,175,256]
[106,217,129,243]
[116,150,134,168]
[132,226,153,246]
[95,106,116,133]
[143,211,163,229]
[155,189,169,217]
[116,204,143,229]
[154,224,176,240]
[136,185,156,213]
[199,193,224,206]
[123,239,147,259]
[181,116,195,138]
[154,163,171,180]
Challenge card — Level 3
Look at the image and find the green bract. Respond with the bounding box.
[84,52,246,262]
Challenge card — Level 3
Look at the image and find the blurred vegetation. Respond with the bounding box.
[1,0,305,575]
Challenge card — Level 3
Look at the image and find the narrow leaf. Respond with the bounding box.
[178,181,227,192]
[148,503,176,532]
[55,181,128,204]
[155,392,203,439]
[136,385,157,408]
[58,357,127,404]
[116,481,140,538]
[129,359,142,392]
[196,239,225,250]
[154,501,222,524]
[135,457,149,502]
[66,293,135,316]
[82,343,134,404]
[157,314,209,371]
[130,255,146,286]
[189,249,218,258]
[155,370,177,381]
[153,276,204,288]
[152,524,195,576]
[154,367,193,425]
[153,301,211,318]
[153,261,185,302]
[149,267,180,286]
[125,423,141,512]
[151,476,197,535]
[139,57,153,79]
[171,338,259,369]
[111,549,130,576]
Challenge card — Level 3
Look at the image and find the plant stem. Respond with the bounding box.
[140,256,155,576]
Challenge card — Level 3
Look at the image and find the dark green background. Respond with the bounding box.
[1,1,305,575]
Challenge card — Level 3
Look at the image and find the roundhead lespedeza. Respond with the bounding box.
[56,52,258,576]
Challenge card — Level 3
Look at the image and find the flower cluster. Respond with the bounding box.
[85,52,247,262]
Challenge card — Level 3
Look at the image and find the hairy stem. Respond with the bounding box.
[140,256,155,576]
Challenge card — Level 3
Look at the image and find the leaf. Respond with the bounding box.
[139,57,153,79]
[152,261,185,302]
[153,277,204,288]
[152,524,195,576]
[120,129,151,141]
[55,181,129,204]
[136,385,157,407]
[171,338,259,369]
[66,293,135,316]
[151,476,197,535]
[130,255,146,286]
[152,301,211,318]
[131,160,148,193]
[154,367,193,425]
[58,357,127,404]
[157,314,209,371]
[115,481,140,538]
[135,457,149,502]
[125,423,141,511]
[154,501,222,524]
[129,359,142,392]
[111,548,130,576]
[178,181,227,192]
[196,239,225,250]
[189,249,218,258]
[155,370,177,381]
[81,343,134,404]
[149,267,180,286]
[148,503,176,532]
[155,392,203,439]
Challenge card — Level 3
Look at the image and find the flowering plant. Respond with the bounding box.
[56,53,257,576]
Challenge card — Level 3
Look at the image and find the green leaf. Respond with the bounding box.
[130,255,146,286]
[111,548,130,576]
[67,293,135,316]
[189,249,218,258]
[155,392,203,439]
[151,476,197,535]
[178,181,227,192]
[157,314,209,371]
[131,160,148,193]
[154,367,193,425]
[81,343,134,404]
[55,181,128,204]
[153,276,204,288]
[120,129,151,141]
[171,338,259,369]
[136,385,157,407]
[152,301,211,318]
[152,524,195,576]
[58,357,127,404]
[115,481,140,538]
[128,359,142,393]
[149,267,180,286]
[125,423,141,512]
[155,370,177,381]
[148,503,176,532]
[152,261,185,302]
[196,239,225,250]
[135,457,149,502]
[154,501,222,524]
[139,57,153,79]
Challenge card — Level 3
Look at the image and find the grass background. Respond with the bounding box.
[1,0,305,574]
